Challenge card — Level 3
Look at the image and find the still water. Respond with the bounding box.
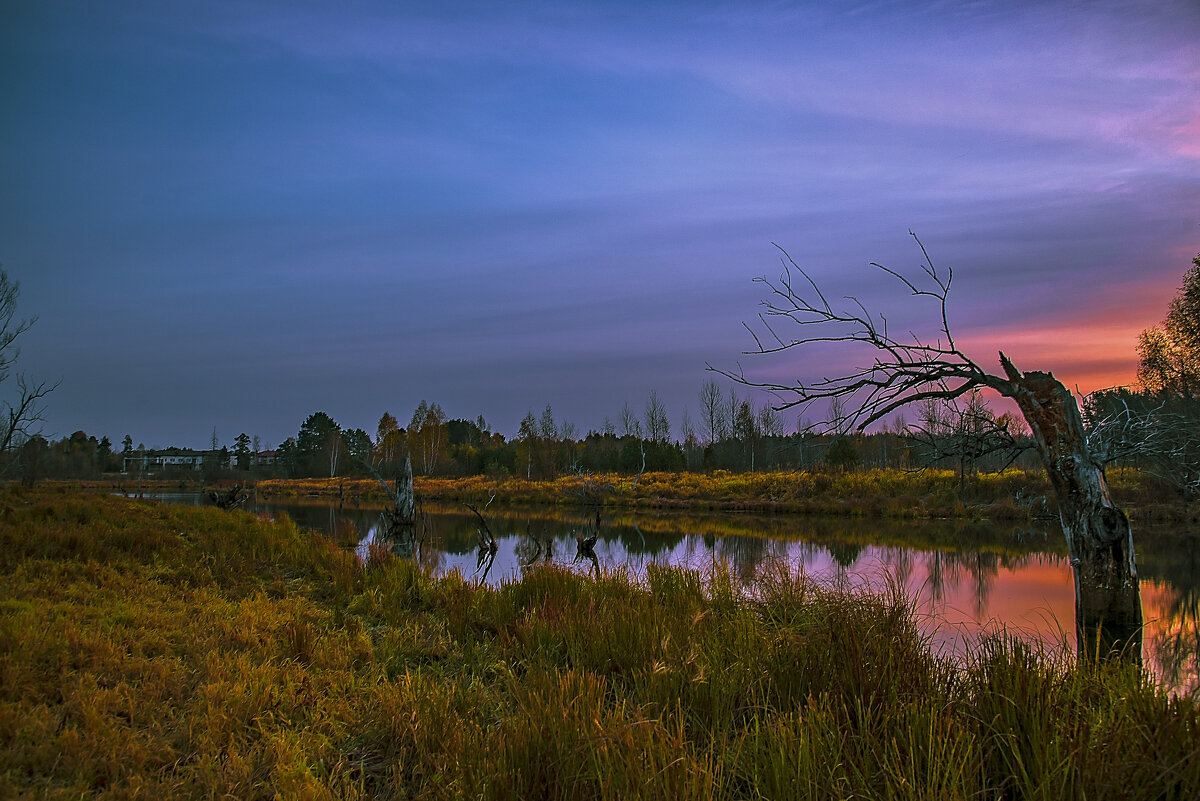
[153,493,1200,694]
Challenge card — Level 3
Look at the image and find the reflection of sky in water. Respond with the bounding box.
[145,494,1199,695]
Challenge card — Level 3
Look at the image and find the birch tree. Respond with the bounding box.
[698,379,725,444]
[644,390,670,444]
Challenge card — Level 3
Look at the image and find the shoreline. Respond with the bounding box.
[61,466,1194,523]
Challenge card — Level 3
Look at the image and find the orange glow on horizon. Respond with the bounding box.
[959,322,1144,394]
[956,254,1200,396]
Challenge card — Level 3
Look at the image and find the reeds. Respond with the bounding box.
[75,463,1190,521]
[242,466,1182,521]
[1,487,1196,799]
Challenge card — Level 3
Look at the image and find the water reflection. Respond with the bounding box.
[154,494,1200,694]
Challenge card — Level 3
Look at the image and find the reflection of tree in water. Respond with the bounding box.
[613,521,682,557]
[716,536,785,584]
[882,547,914,588]
[926,550,949,607]
[514,525,555,570]
[791,540,822,567]
[414,537,445,573]
[915,549,1005,615]
[965,552,1003,614]
[246,499,1198,690]
[826,541,863,571]
[1149,589,1200,694]
[1143,533,1200,693]
[574,544,601,577]
[674,534,705,568]
[268,503,380,546]
[428,514,488,556]
[1011,525,1053,548]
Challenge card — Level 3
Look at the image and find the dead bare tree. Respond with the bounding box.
[518,523,553,567]
[1,376,56,459]
[713,233,1141,659]
[574,509,601,576]
[1084,389,1200,498]
[698,378,726,444]
[906,389,1035,499]
[464,496,498,582]
[0,270,57,474]
[644,390,671,444]
[356,451,418,558]
[566,471,616,507]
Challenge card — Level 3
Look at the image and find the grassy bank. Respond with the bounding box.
[2,487,1196,799]
[81,466,1191,521]
[243,466,1188,521]
[253,468,1049,516]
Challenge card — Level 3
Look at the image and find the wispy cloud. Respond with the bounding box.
[3,0,1198,443]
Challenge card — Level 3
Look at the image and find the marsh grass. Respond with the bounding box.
[242,465,1184,522]
[1,487,1196,799]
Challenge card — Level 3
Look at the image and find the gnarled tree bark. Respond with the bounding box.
[1000,354,1141,658]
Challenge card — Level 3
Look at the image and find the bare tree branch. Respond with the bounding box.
[715,236,1144,658]
[905,391,1035,478]
[1084,388,1200,497]
[708,234,1013,433]
[0,269,57,477]
[465,496,498,553]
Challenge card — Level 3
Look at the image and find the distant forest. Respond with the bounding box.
[14,380,1051,483]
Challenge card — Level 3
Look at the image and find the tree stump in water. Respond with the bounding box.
[207,484,248,511]
[379,454,417,558]
[1000,354,1142,660]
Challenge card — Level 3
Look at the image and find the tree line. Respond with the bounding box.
[226,387,1034,481]
[16,377,1040,485]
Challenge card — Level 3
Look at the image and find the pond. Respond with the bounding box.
[148,492,1200,694]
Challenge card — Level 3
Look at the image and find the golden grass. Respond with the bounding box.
[2,486,1196,799]
[240,466,1185,521]
[77,464,1191,523]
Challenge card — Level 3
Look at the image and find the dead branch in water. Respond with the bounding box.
[207,484,248,510]
[465,495,497,554]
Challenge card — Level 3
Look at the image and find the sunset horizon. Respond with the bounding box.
[3,0,1197,447]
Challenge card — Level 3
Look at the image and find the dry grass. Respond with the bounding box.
[2,486,1196,799]
[242,466,1185,521]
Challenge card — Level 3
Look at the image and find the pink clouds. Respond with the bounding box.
[958,323,1144,393]
[1174,113,1200,161]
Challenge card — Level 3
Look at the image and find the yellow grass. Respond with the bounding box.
[2,486,1196,799]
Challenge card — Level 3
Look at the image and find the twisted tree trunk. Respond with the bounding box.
[999,354,1142,659]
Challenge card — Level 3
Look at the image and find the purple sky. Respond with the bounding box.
[3,0,1199,448]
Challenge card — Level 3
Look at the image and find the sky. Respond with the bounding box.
[2,0,1198,449]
